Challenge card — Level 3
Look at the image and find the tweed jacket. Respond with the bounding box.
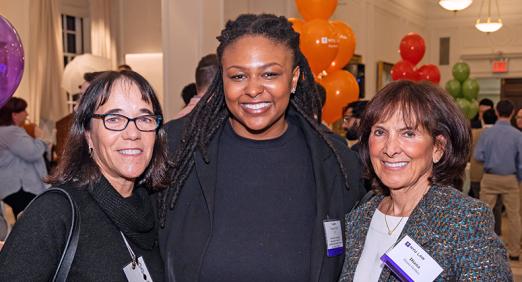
[339,185,512,281]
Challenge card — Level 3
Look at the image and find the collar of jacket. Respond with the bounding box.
[343,185,438,281]
[192,106,344,281]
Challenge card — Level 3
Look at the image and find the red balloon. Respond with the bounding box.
[319,70,359,124]
[399,33,425,65]
[416,64,441,84]
[288,18,304,34]
[391,60,418,81]
[326,21,356,73]
[295,0,338,21]
[300,19,339,75]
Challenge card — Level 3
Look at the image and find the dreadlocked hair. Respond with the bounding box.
[158,14,351,227]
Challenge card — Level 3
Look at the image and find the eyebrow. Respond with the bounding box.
[372,124,416,131]
[102,108,154,115]
[225,62,283,71]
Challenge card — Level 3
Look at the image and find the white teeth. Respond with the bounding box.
[119,149,142,155]
[384,161,407,168]
[243,102,271,110]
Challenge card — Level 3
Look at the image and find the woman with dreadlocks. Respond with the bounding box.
[158,14,365,282]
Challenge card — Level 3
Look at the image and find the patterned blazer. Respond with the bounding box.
[339,185,512,281]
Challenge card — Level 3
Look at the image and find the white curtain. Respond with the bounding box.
[90,0,117,68]
[28,0,67,126]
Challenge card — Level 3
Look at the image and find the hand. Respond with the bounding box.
[0,241,4,251]
[34,126,44,139]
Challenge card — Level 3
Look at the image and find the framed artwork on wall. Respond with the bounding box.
[376,61,394,91]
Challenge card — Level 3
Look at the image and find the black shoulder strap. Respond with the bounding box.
[25,188,80,282]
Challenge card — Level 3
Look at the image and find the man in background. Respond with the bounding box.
[471,98,494,129]
[173,54,218,120]
[475,99,522,260]
[342,100,368,148]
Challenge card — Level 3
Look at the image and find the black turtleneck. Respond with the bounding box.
[200,119,316,282]
[0,177,164,281]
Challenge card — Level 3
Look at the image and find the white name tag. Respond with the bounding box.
[323,219,343,257]
[380,235,443,282]
[123,256,154,282]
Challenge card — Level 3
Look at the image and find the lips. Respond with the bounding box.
[118,149,143,156]
[241,102,271,114]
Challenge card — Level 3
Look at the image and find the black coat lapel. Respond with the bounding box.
[193,126,224,220]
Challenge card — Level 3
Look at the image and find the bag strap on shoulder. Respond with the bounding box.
[26,188,80,282]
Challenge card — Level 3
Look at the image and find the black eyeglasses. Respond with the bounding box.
[91,113,162,132]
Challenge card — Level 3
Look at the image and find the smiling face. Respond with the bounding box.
[85,79,156,190]
[221,35,300,140]
[369,110,444,192]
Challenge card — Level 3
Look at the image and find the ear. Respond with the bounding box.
[291,66,300,93]
[85,130,94,149]
[432,135,447,164]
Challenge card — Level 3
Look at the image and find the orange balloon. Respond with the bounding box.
[296,0,338,21]
[300,19,339,75]
[288,18,304,34]
[319,70,359,124]
[326,21,356,73]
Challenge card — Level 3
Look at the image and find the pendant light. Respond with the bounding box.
[438,0,473,12]
[475,0,503,33]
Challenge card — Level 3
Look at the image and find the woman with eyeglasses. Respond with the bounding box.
[0,71,168,281]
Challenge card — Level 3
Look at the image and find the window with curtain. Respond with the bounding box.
[61,14,84,67]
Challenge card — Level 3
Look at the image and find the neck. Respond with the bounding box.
[498,117,510,122]
[385,182,430,217]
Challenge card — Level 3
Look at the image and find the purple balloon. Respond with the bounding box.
[0,15,24,108]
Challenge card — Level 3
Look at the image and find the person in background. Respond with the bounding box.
[181,83,197,106]
[0,97,47,219]
[173,54,218,119]
[158,14,365,282]
[470,98,494,129]
[340,80,510,281]
[117,64,132,71]
[342,100,368,148]
[0,71,168,280]
[470,109,503,235]
[513,107,522,131]
[475,99,522,261]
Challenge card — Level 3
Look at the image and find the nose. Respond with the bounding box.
[383,133,400,158]
[122,120,141,140]
[245,77,263,98]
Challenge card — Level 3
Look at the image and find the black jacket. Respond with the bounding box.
[0,178,164,281]
[159,109,365,282]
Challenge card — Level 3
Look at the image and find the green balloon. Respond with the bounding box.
[468,99,479,118]
[445,79,462,98]
[452,62,470,83]
[462,78,480,101]
[455,98,474,119]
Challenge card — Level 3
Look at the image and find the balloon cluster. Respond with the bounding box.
[445,62,480,119]
[0,15,25,108]
[289,0,359,123]
[391,33,440,84]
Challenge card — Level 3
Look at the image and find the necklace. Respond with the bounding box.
[384,200,404,235]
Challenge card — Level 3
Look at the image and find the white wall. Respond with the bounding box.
[332,0,430,98]
[426,0,522,85]
[161,0,223,120]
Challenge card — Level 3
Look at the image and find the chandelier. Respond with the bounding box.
[438,0,473,12]
[475,0,503,33]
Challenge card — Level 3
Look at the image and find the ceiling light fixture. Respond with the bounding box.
[475,0,503,33]
[438,0,473,12]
